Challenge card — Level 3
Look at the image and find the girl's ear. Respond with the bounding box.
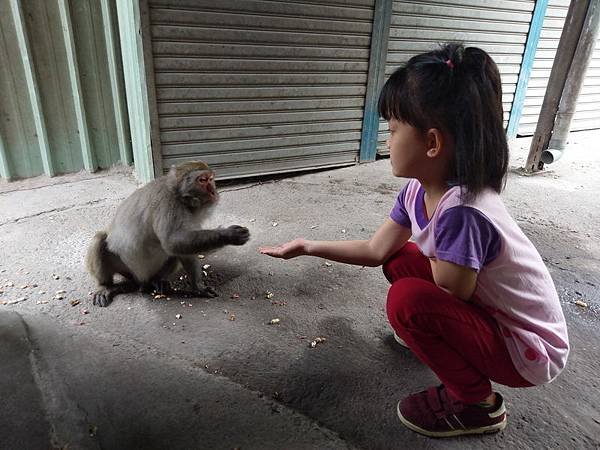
[425,128,444,158]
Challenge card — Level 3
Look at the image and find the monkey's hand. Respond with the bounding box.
[259,238,307,259]
[226,225,250,245]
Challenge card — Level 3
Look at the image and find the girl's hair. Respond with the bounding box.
[378,43,509,200]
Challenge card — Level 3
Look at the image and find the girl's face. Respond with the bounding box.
[386,118,429,178]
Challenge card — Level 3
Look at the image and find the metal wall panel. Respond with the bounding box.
[377,0,535,154]
[518,0,600,135]
[0,0,131,181]
[146,0,375,179]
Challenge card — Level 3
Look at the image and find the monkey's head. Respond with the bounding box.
[169,161,219,208]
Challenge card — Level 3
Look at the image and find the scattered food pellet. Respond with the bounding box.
[202,271,208,277]
[269,318,280,325]
[231,293,240,299]
[202,264,211,270]
[341,229,346,234]
[5,282,14,287]
[154,294,167,299]
[175,314,182,319]
[82,309,89,315]
[272,222,278,227]
[265,291,274,299]
[575,300,588,308]
[70,300,81,307]
[309,337,326,348]
[54,294,65,300]
[324,262,332,267]
[197,254,205,259]
[52,274,60,280]
[229,313,236,321]
[38,290,46,295]
[249,218,256,223]
[36,300,49,305]
[20,285,28,289]
[55,290,67,295]
[310,225,318,229]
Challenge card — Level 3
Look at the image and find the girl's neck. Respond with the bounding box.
[419,178,451,219]
[419,179,450,200]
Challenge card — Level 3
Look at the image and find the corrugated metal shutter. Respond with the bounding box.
[518,0,600,135]
[145,0,375,179]
[378,0,534,154]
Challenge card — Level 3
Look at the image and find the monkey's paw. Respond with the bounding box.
[226,225,250,245]
[194,285,219,298]
[92,289,114,307]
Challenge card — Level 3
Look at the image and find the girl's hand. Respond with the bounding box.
[259,238,307,259]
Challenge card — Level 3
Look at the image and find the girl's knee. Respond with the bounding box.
[386,278,437,325]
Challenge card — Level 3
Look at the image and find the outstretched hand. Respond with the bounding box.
[259,238,307,259]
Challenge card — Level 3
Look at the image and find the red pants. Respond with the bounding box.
[384,243,532,404]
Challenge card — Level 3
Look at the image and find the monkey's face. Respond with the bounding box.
[195,171,218,203]
[178,169,219,207]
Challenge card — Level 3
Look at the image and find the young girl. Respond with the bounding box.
[259,43,569,438]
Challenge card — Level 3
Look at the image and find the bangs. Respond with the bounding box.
[377,68,426,129]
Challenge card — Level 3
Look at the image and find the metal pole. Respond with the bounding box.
[359,0,392,162]
[542,0,600,164]
[523,0,589,173]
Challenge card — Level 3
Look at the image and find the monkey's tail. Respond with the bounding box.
[85,231,109,281]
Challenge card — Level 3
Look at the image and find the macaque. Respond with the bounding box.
[85,161,250,307]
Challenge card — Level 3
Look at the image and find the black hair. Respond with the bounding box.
[378,42,509,201]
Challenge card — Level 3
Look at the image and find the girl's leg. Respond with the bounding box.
[386,277,532,404]
[383,242,433,284]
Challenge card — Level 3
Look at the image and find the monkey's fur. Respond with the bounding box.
[85,161,250,307]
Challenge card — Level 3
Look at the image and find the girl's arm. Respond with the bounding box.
[259,218,411,267]
[430,259,478,301]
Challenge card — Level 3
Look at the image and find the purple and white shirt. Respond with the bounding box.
[390,179,569,385]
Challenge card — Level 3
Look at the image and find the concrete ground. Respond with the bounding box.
[1,131,599,450]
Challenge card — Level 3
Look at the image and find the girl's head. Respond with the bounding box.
[378,43,509,199]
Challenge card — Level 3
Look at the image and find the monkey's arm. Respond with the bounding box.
[161,226,249,256]
[260,219,411,267]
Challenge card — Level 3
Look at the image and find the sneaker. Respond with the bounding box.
[397,385,507,437]
[393,331,409,348]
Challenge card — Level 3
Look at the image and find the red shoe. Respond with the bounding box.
[393,331,409,348]
[397,385,507,437]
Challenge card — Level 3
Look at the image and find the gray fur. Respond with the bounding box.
[85,163,250,307]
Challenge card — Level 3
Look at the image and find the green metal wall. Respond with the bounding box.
[0,0,131,181]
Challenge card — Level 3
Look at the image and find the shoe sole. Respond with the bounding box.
[393,332,408,348]
[397,401,507,438]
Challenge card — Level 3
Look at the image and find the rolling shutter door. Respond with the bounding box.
[378,0,534,154]
[146,0,375,179]
[518,0,600,136]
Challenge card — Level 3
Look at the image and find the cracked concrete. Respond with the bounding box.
[0,131,599,449]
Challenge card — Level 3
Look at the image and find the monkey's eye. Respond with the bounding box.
[196,176,209,183]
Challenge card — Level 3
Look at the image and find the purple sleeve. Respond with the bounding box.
[390,184,411,228]
[434,206,500,271]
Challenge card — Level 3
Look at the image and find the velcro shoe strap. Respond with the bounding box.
[426,386,445,417]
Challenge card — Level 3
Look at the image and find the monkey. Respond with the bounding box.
[85,161,250,307]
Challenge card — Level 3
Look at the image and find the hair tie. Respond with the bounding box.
[445,59,454,69]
